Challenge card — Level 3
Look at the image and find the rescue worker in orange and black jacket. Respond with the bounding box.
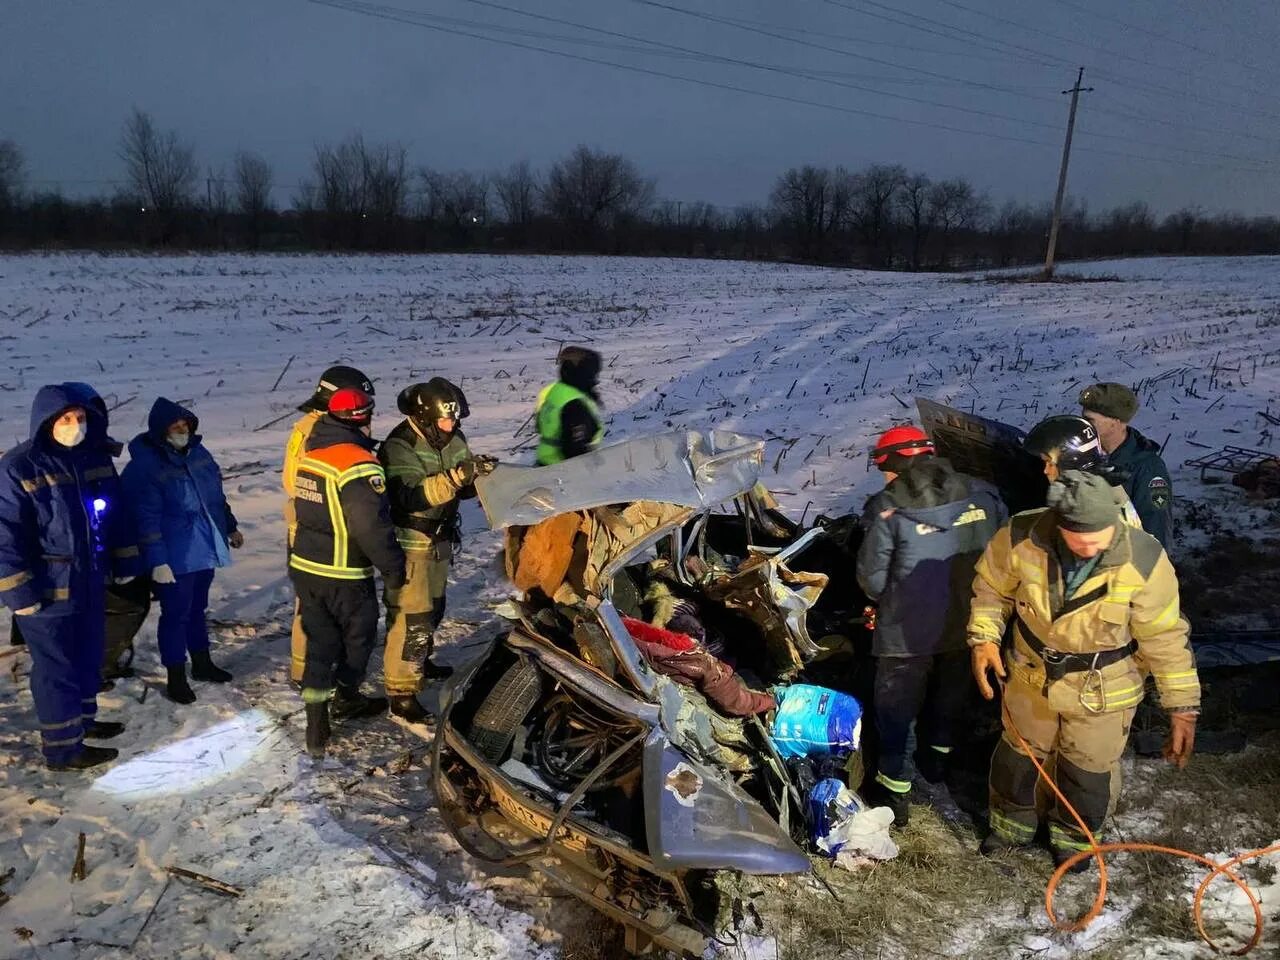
[969,470,1199,873]
[284,365,375,686]
[289,387,405,758]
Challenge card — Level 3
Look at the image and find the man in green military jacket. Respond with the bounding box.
[379,378,488,719]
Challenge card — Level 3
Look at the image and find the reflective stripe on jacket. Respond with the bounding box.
[379,421,471,550]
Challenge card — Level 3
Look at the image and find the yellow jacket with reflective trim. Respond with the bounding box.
[968,508,1199,712]
[283,411,322,544]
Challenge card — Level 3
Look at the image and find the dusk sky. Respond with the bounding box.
[4,0,1278,216]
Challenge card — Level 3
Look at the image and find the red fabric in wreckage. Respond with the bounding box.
[622,616,775,717]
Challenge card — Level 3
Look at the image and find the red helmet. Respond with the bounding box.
[328,387,375,426]
[871,425,935,468]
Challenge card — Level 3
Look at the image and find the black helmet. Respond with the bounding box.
[558,346,601,391]
[1024,415,1105,472]
[397,378,467,425]
[300,365,374,413]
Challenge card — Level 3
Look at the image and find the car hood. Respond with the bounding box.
[476,429,765,529]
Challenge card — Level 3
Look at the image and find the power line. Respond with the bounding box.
[826,0,1280,126]
[305,0,1276,174]
[623,0,1279,165]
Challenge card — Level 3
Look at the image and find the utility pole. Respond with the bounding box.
[1043,67,1092,278]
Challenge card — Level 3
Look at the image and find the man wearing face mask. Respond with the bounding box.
[379,378,493,719]
[968,470,1199,872]
[0,384,141,770]
[290,387,406,757]
[121,398,242,704]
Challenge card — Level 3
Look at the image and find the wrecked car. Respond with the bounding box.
[433,431,866,956]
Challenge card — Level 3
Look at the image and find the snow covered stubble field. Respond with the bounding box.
[1,252,1278,959]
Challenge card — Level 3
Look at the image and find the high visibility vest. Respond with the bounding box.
[535,381,603,465]
[288,443,387,580]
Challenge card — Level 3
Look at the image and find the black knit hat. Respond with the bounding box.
[1079,382,1139,423]
[1047,470,1120,533]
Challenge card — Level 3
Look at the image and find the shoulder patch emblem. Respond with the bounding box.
[1148,476,1169,489]
[1148,477,1170,510]
[369,475,386,495]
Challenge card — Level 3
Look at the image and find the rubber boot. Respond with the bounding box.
[389,695,429,722]
[166,664,196,704]
[47,744,118,771]
[330,685,388,722]
[866,780,911,828]
[191,649,233,683]
[1052,846,1094,874]
[979,833,1019,858]
[85,720,126,740]
[305,702,331,759]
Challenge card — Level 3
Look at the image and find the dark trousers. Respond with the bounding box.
[874,650,970,787]
[294,573,379,691]
[155,568,215,667]
[21,584,107,764]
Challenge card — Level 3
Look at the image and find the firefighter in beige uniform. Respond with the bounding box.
[379,379,492,720]
[284,366,375,684]
[969,470,1199,872]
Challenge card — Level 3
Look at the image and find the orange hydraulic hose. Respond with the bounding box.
[999,687,1278,955]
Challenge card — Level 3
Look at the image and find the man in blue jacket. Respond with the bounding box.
[0,384,141,770]
[121,398,242,704]
[856,425,1006,825]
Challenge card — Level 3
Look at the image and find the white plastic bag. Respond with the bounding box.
[817,787,899,861]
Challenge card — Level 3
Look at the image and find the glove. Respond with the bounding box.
[447,460,478,489]
[971,642,1007,701]
[14,604,41,616]
[151,564,176,585]
[473,454,498,477]
[1164,711,1197,769]
[229,530,244,549]
[113,576,136,585]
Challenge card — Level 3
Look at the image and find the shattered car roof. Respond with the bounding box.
[476,430,766,528]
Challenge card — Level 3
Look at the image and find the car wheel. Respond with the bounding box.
[466,656,542,763]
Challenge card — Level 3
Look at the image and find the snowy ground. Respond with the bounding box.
[1,252,1278,959]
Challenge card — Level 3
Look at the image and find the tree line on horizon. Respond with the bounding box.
[1,109,1277,269]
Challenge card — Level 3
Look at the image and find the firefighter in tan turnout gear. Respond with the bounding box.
[969,470,1199,872]
[283,365,375,686]
[379,378,493,720]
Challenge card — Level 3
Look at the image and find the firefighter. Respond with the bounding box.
[856,425,1006,825]
[969,470,1199,871]
[284,365,375,686]
[535,346,605,465]
[1079,383,1173,548]
[289,387,406,758]
[1023,415,1143,531]
[380,379,493,720]
[0,384,141,770]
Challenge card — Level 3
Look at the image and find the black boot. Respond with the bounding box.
[330,685,388,722]
[47,744,118,771]
[867,780,911,827]
[979,833,1019,858]
[389,695,429,722]
[85,720,126,740]
[914,747,950,785]
[1052,846,1094,874]
[166,664,196,704]
[420,659,453,682]
[305,702,331,759]
[191,649,232,683]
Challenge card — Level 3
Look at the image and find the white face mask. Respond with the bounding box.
[52,422,87,448]
[168,432,190,450]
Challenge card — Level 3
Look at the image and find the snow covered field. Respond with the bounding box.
[1,252,1278,959]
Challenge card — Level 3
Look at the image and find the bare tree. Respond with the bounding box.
[0,139,24,210]
[312,137,365,219]
[493,159,540,228]
[119,108,197,215]
[233,150,273,217]
[928,177,987,268]
[898,173,935,271]
[543,145,654,244]
[361,141,408,222]
[769,165,837,260]
[421,169,488,243]
[849,164,906,267]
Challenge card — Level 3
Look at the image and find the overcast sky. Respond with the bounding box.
[4,0,1279,216]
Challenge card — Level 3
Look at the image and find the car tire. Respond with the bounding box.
[466,656,542,763]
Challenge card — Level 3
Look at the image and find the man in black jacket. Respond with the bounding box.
[289,387,406,758]
[856,425,1006,824]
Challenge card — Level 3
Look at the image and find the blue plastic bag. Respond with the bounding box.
[770,684,862,760]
